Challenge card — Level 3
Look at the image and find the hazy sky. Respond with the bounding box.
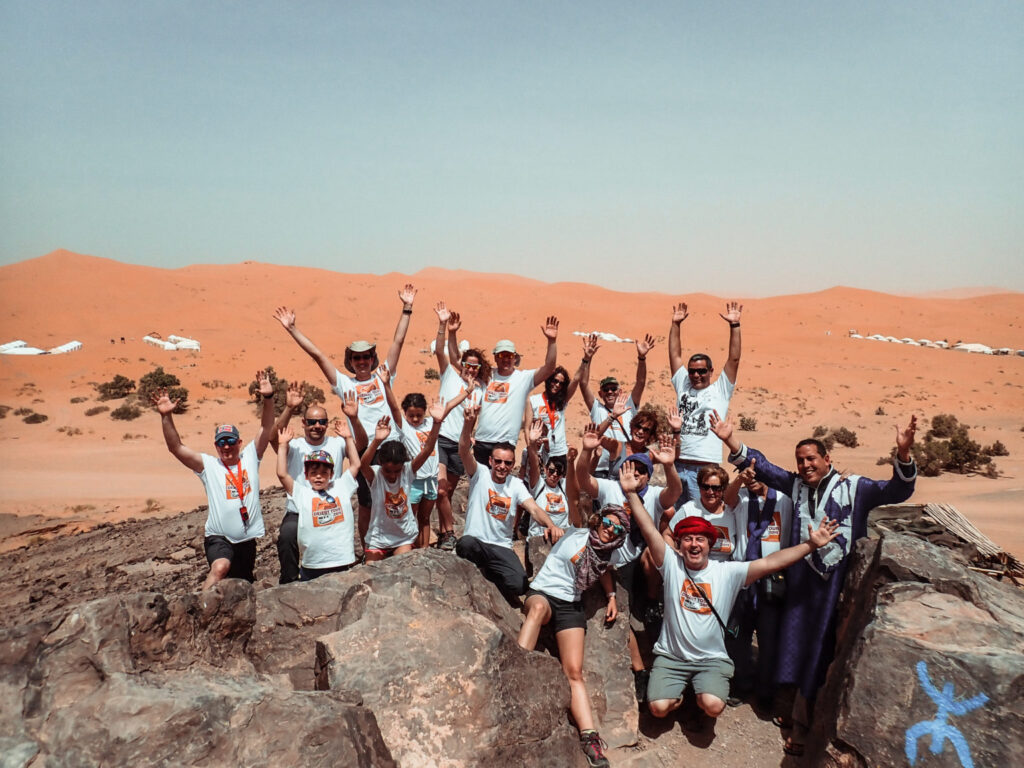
[2,1,1021,295]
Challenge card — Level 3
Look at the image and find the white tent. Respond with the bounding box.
[48,341,83,354]
[954,343,994,355]
[886,336,903,344]
[935,340,949,348]
[849,333,863,339]
[918,339,933,345]
[867,334,887,341]
[0,340,27,352]
[168,334,201,351]
[572,331,634,343]
[1,346,46,355]
[429,339,470,354]
[900,338,921,346]
[143,335,177,351]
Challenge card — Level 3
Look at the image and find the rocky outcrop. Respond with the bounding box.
[808,532,1024,767]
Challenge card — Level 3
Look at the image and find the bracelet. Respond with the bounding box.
[672,429,681,435]
[582,358,591,364]
[606,592,615,599]
[637,356,646,362]
[403,308,413,315]
[729,322,740,328]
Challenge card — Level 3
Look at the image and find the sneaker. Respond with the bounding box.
[579,730,609,768]
[438,531,457,551]
[633,669,650,705]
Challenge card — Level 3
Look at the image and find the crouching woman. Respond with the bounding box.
[516,502,629,768]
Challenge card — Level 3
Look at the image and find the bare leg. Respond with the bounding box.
[641,548,661,600]
[557,628,594,732]
[518,594,552,651]
[697,693,726,717]
[649,697,684,718]
[393,543,414,556]
[436,472,459,534]
[203,558,231,591]
[415,498,436,548]
[627,628,645,672]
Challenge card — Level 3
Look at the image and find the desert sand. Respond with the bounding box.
[2,249,1022,556]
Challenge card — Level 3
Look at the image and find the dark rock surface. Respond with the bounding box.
[808,532,1024,767]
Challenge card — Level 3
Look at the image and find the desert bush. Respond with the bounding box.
[0,405,9,419]
[424,367,440,381]
[96,374,136,401]
[23,413,48,424]
[738,415,757,432]
[249,366,325,416]
[14,407,33,416]
[812,425,828,438]
[138,367,188,413]
[875,406,886,416]
[821,434,836,452]
[879,416,998,477]
[928,414,960,439]
[84,405,110,416]
[984,441,1009,457]
[832,427,859,448]
[70,396,88,404]
[57,426,82,436]
[202,379,232,389]
[110,403,143,421]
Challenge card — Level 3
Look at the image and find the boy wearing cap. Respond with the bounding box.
[471,315,560,465]
[152,371,276,590]
[276,420,361,580]
[619,459,840,727]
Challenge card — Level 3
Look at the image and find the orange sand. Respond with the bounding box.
[2,250,1022,556]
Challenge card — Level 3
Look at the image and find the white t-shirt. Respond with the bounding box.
[462,462,533,548]
[734,488,793,558]
[197,442,264,543]
[475,368,537,443]
[528,528,591,602]
[365,464,418,550]
[283,435,347,515]
[528,479,572,537]
[668,500,745,562]
[654,551,749,663]
[400,417,438,480]
[529,393,567,457]
[671,370,734,463]
[590,397,636,473]
[291,473,358,569]
[333,366,402,443]
[594,478,666,567]
[438,366,483,443]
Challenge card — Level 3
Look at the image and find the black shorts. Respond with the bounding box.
[300,562,357,581]
[203,536,257,582]
[472,440,497,466]
[437,435,466,478]
[355,456,381,507]
[525,589,587,634]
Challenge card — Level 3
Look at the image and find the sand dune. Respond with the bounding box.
[2,249,1022,555]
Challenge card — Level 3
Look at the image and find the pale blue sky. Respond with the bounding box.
[2,1,1021,294]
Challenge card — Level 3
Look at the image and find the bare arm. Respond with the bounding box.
[631,333,655,406]
[377,365,403,427]
[360,417,391,483]
[410,399,445,473]
[620,462,666,568]
[565,446,582,527]
[600,569,617,622]
[276,427,295,494]
[339,390,368,453]
[153,389,203,473]
[668,302,688,376]
[723,466,746,510]
[526,418,544,488]
[579,333,599,410]
[273,306,338,388]
[459,404,481,475]
[745,518,840,586]
[520,497,563,544]
[720,302,743,383]
[575,422,602,498]
[446,312,463,371]
[433,302,450,374]
[269,381,304,451]
[332,417,361,478]
[651,434,682,510]
[532,315,560,387]
[384,284,417,373]
[253,370,276,460]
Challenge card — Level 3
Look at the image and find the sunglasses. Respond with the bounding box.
[351,352,374,361]
[215,437,240,447]
[491,458,514,467]
[545,465,562,475]
[463,362,481,369]
[688,368,710,376]
[631,424,652,434]
[600,517,625,536]
[601,387,619,394]
[304,418,328,426]
[700,483,724,493]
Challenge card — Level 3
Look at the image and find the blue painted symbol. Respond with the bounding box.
[905,661,988,768]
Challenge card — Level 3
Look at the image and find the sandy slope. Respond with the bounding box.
[2,249,1022,555]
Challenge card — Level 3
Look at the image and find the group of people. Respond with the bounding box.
[155,285,918,767]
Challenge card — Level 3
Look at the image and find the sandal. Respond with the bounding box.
[782,738,804,757]
[773,715,793,729]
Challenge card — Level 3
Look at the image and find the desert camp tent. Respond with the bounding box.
[867,334,887,341]
[168,335,201,351]
[1,346,46,355]
[48,341,82,354]
[143,335,177,351]
[429,339,470,354]
[0,341,28,353]
[849,333,863,339]
[886,336,903,344]
[572,331,634,343]
[954,343,994,355]
[899,338,920,346]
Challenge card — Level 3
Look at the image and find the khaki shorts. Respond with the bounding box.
[647,653,734,703]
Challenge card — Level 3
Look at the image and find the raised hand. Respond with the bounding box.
[896,414,918,460]
[463,403,480,424]
[738,458,758,485]
[434,301,450,325]
[582,422,602,452]
[540,315,560,341]
[285,381,304,410]
[582,333,600,359]
[278,425,294,444]
[273,306,296,330]
[428,396,445,422]
[667,405,682,432]
[332,418,351,440]
[611,391,630,418]
[398,283,417,308]
[808,517,841,549]
[460,368,478,391]
[151,388,181,415]
[650,434,676,465]
[618,461,639,493]
[635,333,656,358]
[671,302,689,325]
[528,418,544,446]
[567,445,578,463]
[374,416,392,442]
[340,390,359,419]
[375,364,391,385]
[708,410,734,444]
[447,311,462,333]
[719,301,743,324]
[256,369,274,398]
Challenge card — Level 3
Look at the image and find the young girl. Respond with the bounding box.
[517,490,630,768]
[524,419,581,538]
[275,419,361,580]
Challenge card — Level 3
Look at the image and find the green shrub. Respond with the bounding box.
[984,441,1009,457]
[879,416,998,477]
[96,374,136,401]
[110,403,143,421]
[23,413,48,424]
[928,414,960,439]
[85,406,109,416]
[138,367,188,413]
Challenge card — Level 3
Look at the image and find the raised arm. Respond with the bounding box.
[433,301,451,373]
[410,398,445,473]
[532,315,560,387]
[339,390,368,453]
[619,461,666,567]
[384,283,417,373]
[723,460,751,509]
[565,446,582,527]
[459,403,481,474]
[276,427,295,494]
[579,333,599,410]
[273,306,338,388]
[377,365,403,426]
[446,311,464,371]
[269,381,305,451]
[745,518,840,586]
[360,417,391,483]
[709,411,795,495]
[525,418,544,488]
[668,302,689,376]
[152,388,203,472]
[575,422,602,498]
[631,333,655,406]
[333,417,362,478]
[719,302,743,383]
[651,434,682,510]
[253,370,276,460]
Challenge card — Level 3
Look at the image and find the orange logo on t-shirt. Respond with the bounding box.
[224,471,251,500]
[485,381,509,404]
[711,526,732,554]
[681,579,713,614]
[570,544,587,565]
[384,489,408,519]
[311,496,342,527]
[355,380,383,406]
[545,492,565,515]
[487,489,511,521]
[763,512,781,543]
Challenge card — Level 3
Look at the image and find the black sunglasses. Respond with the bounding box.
[700,483,724,492]
[304,418,329,426]
[491,458,514,467]
[688,368,710,376]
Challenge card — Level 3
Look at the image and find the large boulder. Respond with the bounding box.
[313,547,587,767]
[525,535,639,749]
[808,533,1024,767]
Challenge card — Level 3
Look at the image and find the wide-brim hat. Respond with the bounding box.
[344,340,379,373]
